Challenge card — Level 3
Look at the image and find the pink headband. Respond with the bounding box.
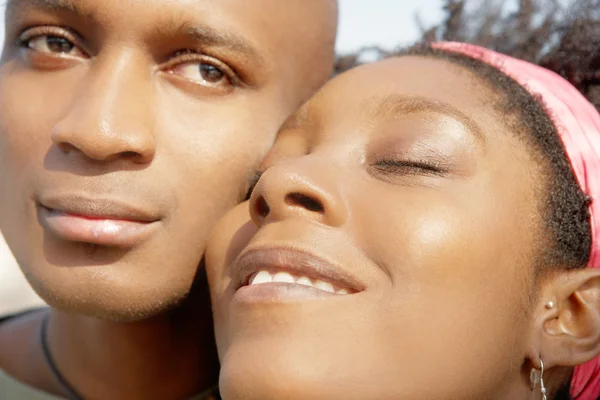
[432,42,600,400]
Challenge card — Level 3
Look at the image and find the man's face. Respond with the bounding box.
[0,0,336,321]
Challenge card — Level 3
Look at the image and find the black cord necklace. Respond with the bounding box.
[40,312,84,400]
[39,312,221,400]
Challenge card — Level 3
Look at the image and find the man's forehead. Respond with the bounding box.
[7,0,78,13]
[7,0,338,103]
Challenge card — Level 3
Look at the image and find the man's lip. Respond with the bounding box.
[233,246,365,293]
[37,193,161,223]
[36,193,161,248]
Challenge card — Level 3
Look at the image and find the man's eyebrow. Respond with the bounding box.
[154,20,266,65]
[369,95,485,143]
[7,0,81,14]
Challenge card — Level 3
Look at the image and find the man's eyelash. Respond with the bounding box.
[244,171,264,200]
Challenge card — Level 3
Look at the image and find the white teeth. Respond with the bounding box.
[296,276,314,288]
[314,280,335,293]
[247,270,352,295]
[272,271,295,284]
[250,270,272,285]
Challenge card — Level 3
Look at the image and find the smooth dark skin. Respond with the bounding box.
[206,57,600,399]
[0,0,337,398]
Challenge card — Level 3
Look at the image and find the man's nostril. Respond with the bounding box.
[256,196,271,218]
[285,192,324,213]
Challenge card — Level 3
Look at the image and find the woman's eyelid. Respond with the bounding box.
[378,147,453,165]
[373,159,448,176]
[377,158,443,169]
[370,146,458,176]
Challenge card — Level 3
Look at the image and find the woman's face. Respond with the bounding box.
[207,56,548,400]
[0,0,336,320]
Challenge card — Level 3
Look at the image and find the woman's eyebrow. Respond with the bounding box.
[369,94,485,144]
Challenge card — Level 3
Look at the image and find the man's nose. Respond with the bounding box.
[51,51,156,164]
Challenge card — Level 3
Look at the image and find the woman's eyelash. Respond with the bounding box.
[372,159,447,176]
[244,171,264,200]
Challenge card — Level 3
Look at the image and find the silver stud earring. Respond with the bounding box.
[530,357,547,400]
[545,301,555,309]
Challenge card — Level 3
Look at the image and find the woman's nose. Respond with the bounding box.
[249,158,349,228]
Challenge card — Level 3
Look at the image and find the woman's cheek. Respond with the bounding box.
[206,202,255,295]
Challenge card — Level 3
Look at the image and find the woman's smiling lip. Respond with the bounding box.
[37,193,161,248]
[232,246,365,303]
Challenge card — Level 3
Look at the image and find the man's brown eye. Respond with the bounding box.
[168,53,236,90]
[45,36,75,53]
[173,61,231,86]
[200,64,225,83]
[23,35,84,57]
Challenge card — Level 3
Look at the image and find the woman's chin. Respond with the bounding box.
[218,352,334,400]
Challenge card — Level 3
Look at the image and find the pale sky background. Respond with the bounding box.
[337,0,445,53]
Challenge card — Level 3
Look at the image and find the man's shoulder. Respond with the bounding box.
[0,307,46,344]
[0,307,44,323]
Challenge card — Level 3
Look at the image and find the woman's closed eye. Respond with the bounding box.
[371,158,448,177]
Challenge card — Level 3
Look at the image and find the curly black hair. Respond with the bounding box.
[337,0,599,275]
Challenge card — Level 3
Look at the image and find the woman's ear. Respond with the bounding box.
[534,268,600,368]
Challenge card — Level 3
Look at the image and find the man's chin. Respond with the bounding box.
[28,276,195,322]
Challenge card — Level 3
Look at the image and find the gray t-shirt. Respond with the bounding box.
[0,369,220,400]
[0,369,63,399]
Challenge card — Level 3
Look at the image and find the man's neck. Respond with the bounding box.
[45,291,218,400]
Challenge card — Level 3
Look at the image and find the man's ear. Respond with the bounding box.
[534,268,600,368]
